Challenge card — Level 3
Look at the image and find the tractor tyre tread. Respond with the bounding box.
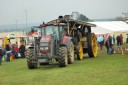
[87,33,97,58]
[27,48,37,69]
[68,41,74,64]
[58,46,68,67]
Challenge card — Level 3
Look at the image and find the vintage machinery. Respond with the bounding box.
[49,16,97,60]
[27,16,97,69]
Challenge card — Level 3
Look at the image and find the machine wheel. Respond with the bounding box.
[27,48,37,69]
[87,33,97,58]
[68,41,74,64]
[58,46,68,67]
[76,42,83,60]
[39,63,49,66]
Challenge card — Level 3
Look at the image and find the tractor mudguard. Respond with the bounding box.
[28,46,35,56]
[28,46,34,49]
[59,43,67,46]
[61,37,73,52]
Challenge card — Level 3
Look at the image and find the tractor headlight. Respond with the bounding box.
[45,47,48,50]
[40,47,44,50]
[40,47,49,50]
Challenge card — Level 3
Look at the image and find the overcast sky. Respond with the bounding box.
[0,0,128,25]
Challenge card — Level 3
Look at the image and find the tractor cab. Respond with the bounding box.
[39,23,66,44]
[31,23,66,43]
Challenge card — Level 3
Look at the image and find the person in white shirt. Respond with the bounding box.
[27,43,31,49]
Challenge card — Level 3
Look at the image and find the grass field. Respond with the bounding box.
[0,43,128,85]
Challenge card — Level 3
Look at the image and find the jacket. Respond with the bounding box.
[105,41,112,48]
[109,36,112,40]
[0,49,3,56]
[11,44,15,51]
[14,47,19,52]
[116,36,121,42]
[112,36,115,41]
[6,45,10,51]
[19,45,25,53]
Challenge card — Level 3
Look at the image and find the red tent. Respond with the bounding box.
[27,32,38,36]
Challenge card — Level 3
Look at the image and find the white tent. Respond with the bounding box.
[90,21,128,33]
[91,26,113,34]
[89,21,128,43]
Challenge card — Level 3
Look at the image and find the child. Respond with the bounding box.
[111,44,114,54]
[105,38,112,55]
[14,45,19,59]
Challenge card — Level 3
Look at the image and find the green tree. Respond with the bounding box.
[71,11,94,22]
[79,14,89,21]
[114,16,124,21]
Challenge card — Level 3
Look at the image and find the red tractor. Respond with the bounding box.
[27,22,74,69]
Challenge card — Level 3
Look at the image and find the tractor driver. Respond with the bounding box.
[52,26,59,40]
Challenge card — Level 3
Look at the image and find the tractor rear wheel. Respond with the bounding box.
[39,63,49,66]
[76,42,83,60]
[68,41,74,64]
[27,48,37,69]
[58,46,68,67]
[87,33,97,57]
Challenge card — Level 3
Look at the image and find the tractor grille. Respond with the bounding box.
[40,41,49,47]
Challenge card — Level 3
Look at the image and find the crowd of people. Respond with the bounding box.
[0,42,26,66]
[0,34,125,65]
[97,34,123,55]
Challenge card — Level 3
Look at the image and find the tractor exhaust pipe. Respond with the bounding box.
[43,22,46,36]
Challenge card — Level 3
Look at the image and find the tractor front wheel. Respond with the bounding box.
[58,46,68,67]
[27,48,37,69]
